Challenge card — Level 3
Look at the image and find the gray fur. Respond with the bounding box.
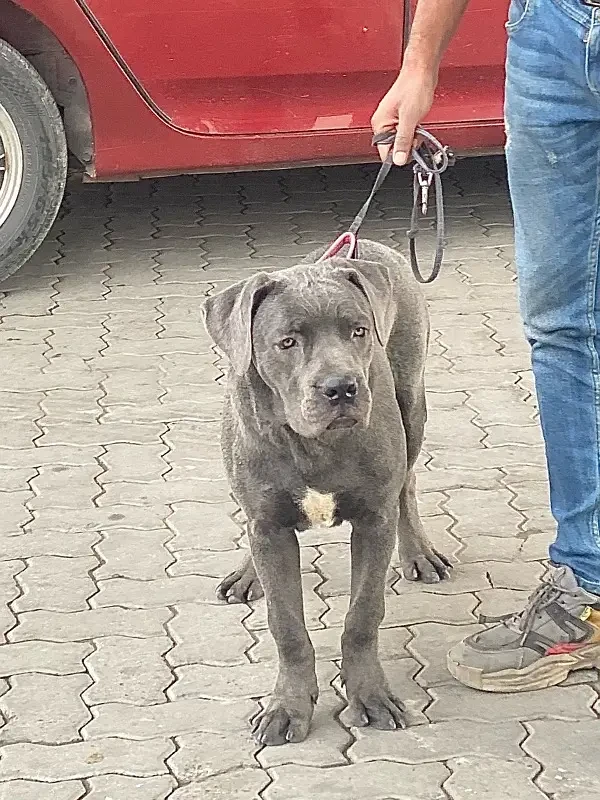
[202,239,451,745]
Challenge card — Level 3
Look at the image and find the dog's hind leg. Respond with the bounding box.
[216,552,264,603]
[395,385,452,582]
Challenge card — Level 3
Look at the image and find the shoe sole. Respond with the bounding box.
[447,642,600,692]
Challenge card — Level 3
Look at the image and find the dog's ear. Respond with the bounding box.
[202,272,274,375]
[338,261,396,347]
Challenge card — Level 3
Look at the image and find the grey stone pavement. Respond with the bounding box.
[0,155,598,800]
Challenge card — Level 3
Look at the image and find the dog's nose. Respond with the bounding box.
[321,375,358,405]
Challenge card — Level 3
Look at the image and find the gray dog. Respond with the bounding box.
[202,239,451,746]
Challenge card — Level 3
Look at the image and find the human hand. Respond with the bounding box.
[371,69,436,165]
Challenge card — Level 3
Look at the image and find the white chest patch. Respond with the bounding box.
[301,488,336,528]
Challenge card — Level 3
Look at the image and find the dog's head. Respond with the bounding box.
[202,259,396,438]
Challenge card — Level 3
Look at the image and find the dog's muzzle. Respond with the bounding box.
[319,374,359,429]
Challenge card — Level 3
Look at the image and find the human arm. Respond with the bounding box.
[371,0,471,164]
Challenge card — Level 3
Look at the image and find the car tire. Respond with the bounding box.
[0,38,67,282]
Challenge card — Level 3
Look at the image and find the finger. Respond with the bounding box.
[377,143,392,162]
[393,126,418,166]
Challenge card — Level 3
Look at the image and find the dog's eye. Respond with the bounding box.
[278,337,297,350]
[352,326,368,338]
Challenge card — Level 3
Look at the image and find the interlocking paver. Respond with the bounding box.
[94,529,173,580]
[84,697,255,740]
[424,406,485,449]
[170,661,274,701]
[0,467,36,492]
[93,575,218,608]
[0,159,587,795]
[39,389,104,424]
[0,531,100,561]
[524,718,600,798]
[167,546,254,578]
[83,636,173,705]
[167,603,254,667]
[14,556,98,612]
[0,737,175,781]
[0,561,24,639]
[264,762,449,800]
[349,720,526,763]
[444,756,547,800]
[167,501,241,551]
[323,591,477,628]
[98,477,229,506]
[168,730,258,783]
[0,781,85,800]
[27,504,168,534]
[97,443,169,483]
[506,480,550,511]
[416,514,463,558]
[0,673,91,744]
[475,587,531,618]
[521,505,556,535]
[28,464,103,511]
[427,444,547,470]
[427,682,596,722]
[100,371,164,406]
[486,560,545,590]
[407,622,485,687]
[0,493,34,536]
[0,445,103,469]
[86,775,177,799]
[9,607,170,642]
[444,487,524,538]
[519,530,554,561]
[457,534,522,563]
[169,768,269,800]
[0,641,92,676]
[37,421,167,448]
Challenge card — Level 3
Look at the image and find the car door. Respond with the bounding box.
[77,0,405,136]
[431,0,508,129]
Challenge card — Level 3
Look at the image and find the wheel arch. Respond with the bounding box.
[0,0,94,172]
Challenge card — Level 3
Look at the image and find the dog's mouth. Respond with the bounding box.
[327,417,358,430]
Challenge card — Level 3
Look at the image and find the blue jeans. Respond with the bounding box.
[506,0,600,593]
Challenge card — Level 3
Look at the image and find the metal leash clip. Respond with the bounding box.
[417,171,433,215]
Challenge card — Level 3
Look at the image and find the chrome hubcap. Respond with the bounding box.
[0,101,24,228]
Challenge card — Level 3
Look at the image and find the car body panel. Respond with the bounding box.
[10,0,508,178]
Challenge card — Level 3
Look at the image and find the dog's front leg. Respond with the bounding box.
[341,505,405,730]
[248,520,318,746]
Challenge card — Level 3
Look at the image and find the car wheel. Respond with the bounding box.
[0,38,67,282]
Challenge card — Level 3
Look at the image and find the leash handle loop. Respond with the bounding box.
[370,127,453,284]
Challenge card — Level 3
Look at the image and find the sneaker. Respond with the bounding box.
[447,566,600,692]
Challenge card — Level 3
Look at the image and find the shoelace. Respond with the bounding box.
[479,571,581,635]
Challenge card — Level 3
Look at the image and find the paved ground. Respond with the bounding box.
[0,156,598,800]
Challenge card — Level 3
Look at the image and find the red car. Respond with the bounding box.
[0,0,508,281]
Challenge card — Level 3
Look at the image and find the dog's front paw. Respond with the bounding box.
[342,683,406,731]
[399,542,452,583]
[216,554,264,603]
[252,695,315,746]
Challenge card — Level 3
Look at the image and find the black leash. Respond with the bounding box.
[318,128,454,284]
